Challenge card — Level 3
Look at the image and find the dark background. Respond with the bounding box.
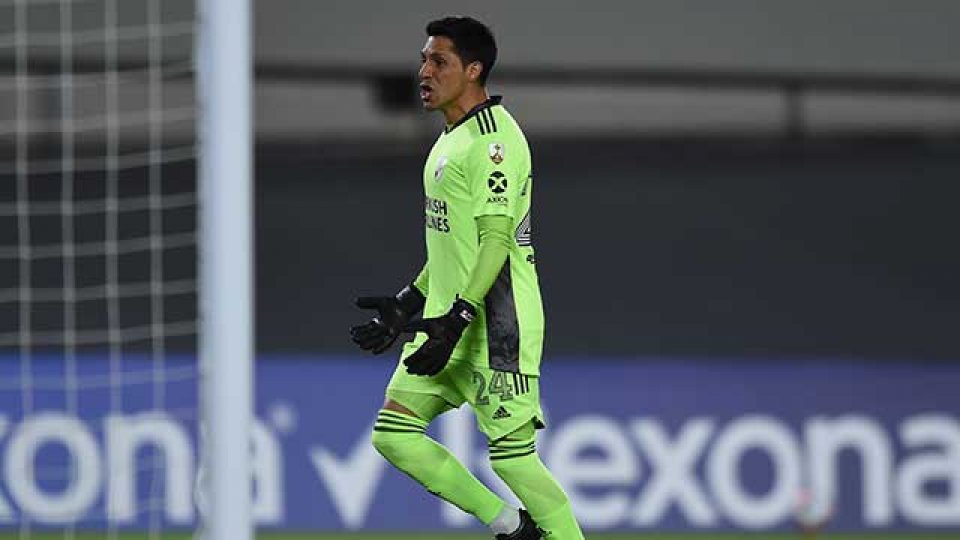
[255,138,960,361]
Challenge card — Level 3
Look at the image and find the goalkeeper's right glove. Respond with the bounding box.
[401,298,476,376]
[350,284,425,354]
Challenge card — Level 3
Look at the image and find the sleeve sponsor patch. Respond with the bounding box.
[487,171,507,193]
[486,171,509,205]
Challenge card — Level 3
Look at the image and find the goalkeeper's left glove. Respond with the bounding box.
[401,298,477,376]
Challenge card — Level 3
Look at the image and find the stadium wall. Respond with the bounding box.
[256,0,960,77]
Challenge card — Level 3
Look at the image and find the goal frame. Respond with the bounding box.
[196,0,253,538]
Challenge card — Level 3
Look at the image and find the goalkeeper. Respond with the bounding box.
[350,16,584,540]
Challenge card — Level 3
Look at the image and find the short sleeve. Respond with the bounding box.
[465,137,524,219]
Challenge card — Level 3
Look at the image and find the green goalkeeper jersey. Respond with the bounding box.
[401,96,543,376]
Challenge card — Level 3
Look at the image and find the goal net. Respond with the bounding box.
[0,0,249,538]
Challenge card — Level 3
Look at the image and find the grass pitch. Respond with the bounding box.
[2,533,959,540]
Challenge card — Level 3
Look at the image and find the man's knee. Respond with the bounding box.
[371,407,428,465]
[489,442,571,509]
[489,453,515,481]
[488,424,538,479]
[371,427,404,461]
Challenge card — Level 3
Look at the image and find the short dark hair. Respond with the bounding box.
[426,17,497,86]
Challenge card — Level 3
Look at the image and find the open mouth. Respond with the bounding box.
[419,83,433,101]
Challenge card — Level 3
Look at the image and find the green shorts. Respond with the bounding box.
[385,356,545,442]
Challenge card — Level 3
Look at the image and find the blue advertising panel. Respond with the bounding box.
[0,355,958,533]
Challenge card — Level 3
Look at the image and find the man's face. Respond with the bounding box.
[418,36,471,111]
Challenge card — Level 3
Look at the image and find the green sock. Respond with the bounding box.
[371,409,505,524]
[489,424,585,540]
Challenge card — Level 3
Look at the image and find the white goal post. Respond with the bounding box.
[197,0,254,539]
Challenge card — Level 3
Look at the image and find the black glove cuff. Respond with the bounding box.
[395,283,426,315]
[449,298,477,330]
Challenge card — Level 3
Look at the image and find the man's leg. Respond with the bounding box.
[458,368,584,540]
[489,421,585,540]
[371,392,507,525]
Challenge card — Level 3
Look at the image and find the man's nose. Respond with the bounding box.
[419,63,431,79]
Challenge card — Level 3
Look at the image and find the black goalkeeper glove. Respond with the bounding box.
[350,284,425,354]
[401,298,477,376]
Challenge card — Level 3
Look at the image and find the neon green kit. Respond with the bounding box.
[399,96,543,377]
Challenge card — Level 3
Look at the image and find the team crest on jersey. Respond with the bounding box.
[488,143,504,164]
[433,156,448,182]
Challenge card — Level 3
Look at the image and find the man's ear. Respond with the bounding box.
[466,61,483,83]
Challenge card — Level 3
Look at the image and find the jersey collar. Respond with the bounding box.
[444,95,503,134]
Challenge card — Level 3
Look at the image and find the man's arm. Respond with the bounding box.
[400,215,513,375]
[461,215,513,307]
